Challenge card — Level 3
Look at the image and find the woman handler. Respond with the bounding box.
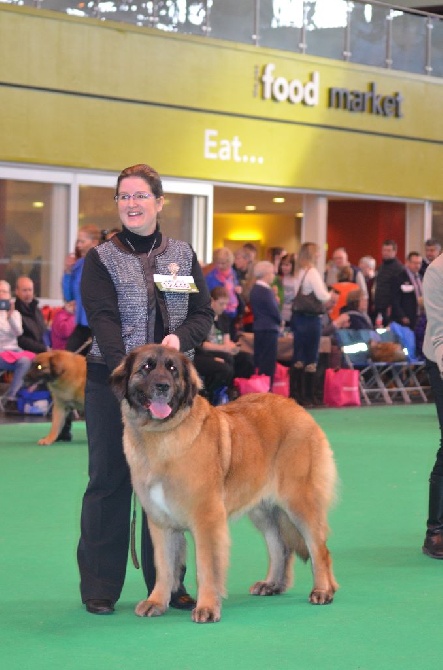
[78,164,213,614]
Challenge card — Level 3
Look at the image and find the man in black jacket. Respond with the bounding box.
[374,240,404,326]
[391,252,423,330]
[14,276,48,353]
[419,238,441,278]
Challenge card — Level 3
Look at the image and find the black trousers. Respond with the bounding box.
[426,359,443,477]
[253,329,278,386]
[77,363,133,602]
[77,362,186,603]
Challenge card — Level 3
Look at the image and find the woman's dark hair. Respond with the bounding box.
[115,164,164,199]
[278,253,296,276]
[346,289,362,311]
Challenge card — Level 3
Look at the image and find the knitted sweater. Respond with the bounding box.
[82,229,213,372]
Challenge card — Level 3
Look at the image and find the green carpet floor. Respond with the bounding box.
[0,404,441,670]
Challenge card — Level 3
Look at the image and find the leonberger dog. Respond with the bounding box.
[25,350,86,445]
[111,344,338,623]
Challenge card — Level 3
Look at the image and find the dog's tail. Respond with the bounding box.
[277,510,310,563]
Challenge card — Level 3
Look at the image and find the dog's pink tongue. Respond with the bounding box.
[149,402,172,419]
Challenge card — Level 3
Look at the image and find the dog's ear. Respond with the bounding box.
[182,356,202,407]
[110,353,133,401]
[49,352,64,379]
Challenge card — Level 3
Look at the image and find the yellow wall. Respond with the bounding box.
[1,5,442,201]
[213,214,301,259]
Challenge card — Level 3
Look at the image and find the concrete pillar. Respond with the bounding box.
[405,201,432,255]
[301,194,328,276]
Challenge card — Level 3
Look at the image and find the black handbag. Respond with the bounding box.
[292,269,326,316]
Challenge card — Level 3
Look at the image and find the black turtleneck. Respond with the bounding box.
[119,224,160,253]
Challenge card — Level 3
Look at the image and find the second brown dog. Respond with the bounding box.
[25,350,86,445]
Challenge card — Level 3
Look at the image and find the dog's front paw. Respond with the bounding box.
[135,598,168,617]
[309,588,334,605]
[38,436,55,446]
[249,581,284,596]
[191,605,221,623]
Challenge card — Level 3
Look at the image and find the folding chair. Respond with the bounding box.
[335,329,393,405]
[387,322,429,403]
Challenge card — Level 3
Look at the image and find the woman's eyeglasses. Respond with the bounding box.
[114,192,157,202]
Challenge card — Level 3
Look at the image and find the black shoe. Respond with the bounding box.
[56,429,72,442]
[85,599,115,615]
[2,398,18,413]
[169,592,196,610]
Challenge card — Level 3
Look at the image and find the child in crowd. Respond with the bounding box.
[50,300,76,350]
[249,261,281,389]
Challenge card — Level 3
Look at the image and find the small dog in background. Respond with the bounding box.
[25,350,86,445]
[111,344,338,623]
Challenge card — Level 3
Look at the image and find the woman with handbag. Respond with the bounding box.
[290,242,337,407]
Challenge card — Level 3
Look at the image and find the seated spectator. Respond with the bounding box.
[329,265,360,320]
[0,280,34,412]
[321,312,351,368]
[51,300,76,350]
[340,289,374,329]
[14,276,49,353]
[205,247,241,339]
[194,287,254,403]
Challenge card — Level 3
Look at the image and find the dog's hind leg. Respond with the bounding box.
[135,522,179,617]
[248,504,295,596]
[283,496,338,605]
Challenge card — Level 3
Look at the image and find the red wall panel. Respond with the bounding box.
[327,201,406,267]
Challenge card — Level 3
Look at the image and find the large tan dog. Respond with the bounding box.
[25,350,86,445]
[111,344,338,623]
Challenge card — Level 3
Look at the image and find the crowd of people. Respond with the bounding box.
[1,233,439,414]
[195,236,440,408]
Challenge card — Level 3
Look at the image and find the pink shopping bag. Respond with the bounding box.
[271,363,289,397]
[323,368,361,408]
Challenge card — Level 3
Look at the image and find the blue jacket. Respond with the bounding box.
[250,283,281,332]
[62,257,88,327]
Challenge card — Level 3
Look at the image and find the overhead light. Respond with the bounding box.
[245,205,256,211]
[295,211,303,218]
[32,201,44,209]
[273,197,285,203]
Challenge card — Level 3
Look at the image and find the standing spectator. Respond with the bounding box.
[77,162,213,615]
[421,253,443,558]
[290,242,337,407]
[205,247,241,339]
[0,280,34,411]
[277,253,297,328]
[373,240,404,326]
[391,252,423,331]
[14,276,48,353]
[419,238,442,278]
[324,247,368,297]
[358,255,377,323]
[249,260,281,388]
[233,246,255,305]
[267,246,287,272]
[62,224,101,354]
[50,300,76,350]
